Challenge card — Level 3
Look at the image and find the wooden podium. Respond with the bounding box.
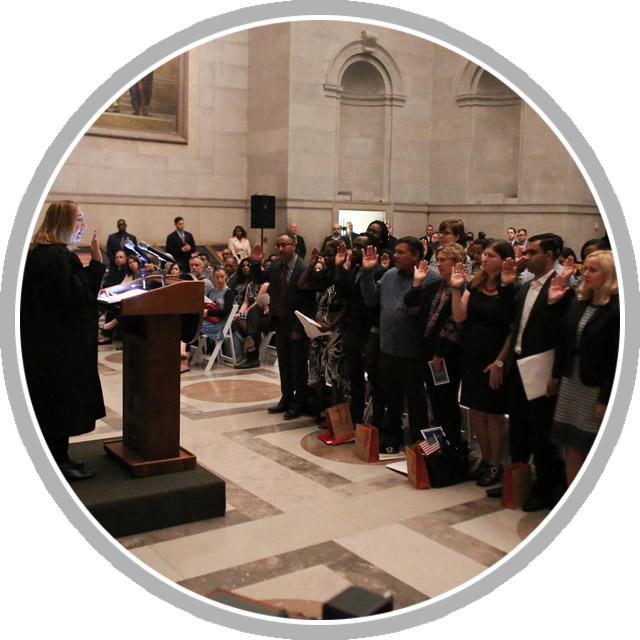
[103,279,204,477]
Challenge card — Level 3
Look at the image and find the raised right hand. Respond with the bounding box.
[548,274,570,305]
[413,260,430,286]
[501,257,518,285]
[251,243,265,262]
[450,262,466,289]
[362,245,379,270]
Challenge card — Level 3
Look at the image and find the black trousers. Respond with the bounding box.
[508,368,565,501]
[424,348,462,447]
[378,352,429,446]
[274,319,310,411]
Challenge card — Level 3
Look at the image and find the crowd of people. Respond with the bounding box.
[22,203,620,509]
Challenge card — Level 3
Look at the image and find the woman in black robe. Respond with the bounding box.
[21,200,106,481]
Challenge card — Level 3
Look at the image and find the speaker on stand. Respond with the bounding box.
[250,194,276,247]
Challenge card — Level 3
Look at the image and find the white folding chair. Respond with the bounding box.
[198,303,239,371]
[258,330,276,364]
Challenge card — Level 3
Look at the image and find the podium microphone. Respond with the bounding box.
[138,241,174,263]
[124,239,150,264]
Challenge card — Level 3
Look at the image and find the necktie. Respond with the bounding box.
[276,262,288,319]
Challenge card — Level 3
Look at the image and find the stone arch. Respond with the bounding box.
[324,31,406,106]
[457,62,521,107]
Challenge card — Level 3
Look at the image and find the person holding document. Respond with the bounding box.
[404,243,467,450]
[501,233,575,511]
[547,250,619,486]
[451,240,516,487]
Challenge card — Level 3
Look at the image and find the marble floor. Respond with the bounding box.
[75,343,550,619]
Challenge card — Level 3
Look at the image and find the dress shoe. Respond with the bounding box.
[477,465,503,487]
[283,409,300,420]
[234,358,259,369]
[268,403,289,414]
[522,496,547,512]
[59,463,94,481]
[485,486,503,499]
[65,458,85,470]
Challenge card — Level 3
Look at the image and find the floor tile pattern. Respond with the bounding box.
[73,346,553,618]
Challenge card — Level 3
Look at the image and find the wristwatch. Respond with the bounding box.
[494,359,504,368]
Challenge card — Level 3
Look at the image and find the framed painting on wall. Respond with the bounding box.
[87,53,188,144]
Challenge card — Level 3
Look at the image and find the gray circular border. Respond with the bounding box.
[1,1,636,638]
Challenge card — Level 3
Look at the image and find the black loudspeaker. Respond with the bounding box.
[251,194,276,229]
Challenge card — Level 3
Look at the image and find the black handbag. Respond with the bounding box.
[423,440,469,488]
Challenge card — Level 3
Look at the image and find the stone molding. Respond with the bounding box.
[456,61,521,107]
[323,30,406,106]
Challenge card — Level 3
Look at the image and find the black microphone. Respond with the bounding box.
[124,239,150,264]
[138,241,174,263]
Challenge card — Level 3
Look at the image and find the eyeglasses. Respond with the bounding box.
[275,242,294,248]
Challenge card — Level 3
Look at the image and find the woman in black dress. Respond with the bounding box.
[452,240,516,486]
[21,200,106,481]
[547,250,619,485]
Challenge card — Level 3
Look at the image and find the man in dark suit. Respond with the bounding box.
[341,221,356,249]
[165,216,196,273]
[289,222,306,259]
[106,219,137,267]
[253,232,315,419]
[500,233,574,511]
[321,223,343,252]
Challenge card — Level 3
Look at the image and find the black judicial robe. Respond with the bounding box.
[21,243,106,437]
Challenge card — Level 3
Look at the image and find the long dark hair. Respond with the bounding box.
[366,220,389,248]
[233,225,247,238]
[469,240,514,290]
[126,254,142,276]
[236,258,252,284]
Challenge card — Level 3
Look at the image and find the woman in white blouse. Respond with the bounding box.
[228,225,251,260]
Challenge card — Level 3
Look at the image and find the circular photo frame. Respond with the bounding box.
[2,2,637,638]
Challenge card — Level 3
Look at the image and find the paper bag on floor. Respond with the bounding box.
[354,424,379,462]
[501,462,532,509]
[325,403,355,440]
[405,444,430,489]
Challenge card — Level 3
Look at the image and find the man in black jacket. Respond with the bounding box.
[289,222,306,259]
[252,233,315,419]
[106,219,137,267]
[501,233,574,511]
[166,216,196,273]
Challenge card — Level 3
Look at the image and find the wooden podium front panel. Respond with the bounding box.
[122,314,182,460]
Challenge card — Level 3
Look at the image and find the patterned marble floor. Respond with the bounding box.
[75,343,550,619]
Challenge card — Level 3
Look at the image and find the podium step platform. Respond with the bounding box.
[68,439,226,538]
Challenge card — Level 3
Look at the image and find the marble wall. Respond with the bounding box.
[44,20,602,255]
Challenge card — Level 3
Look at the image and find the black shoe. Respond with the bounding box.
[522,496,547,512]
[59,463,94,481]
[470,459,489,481]
[283,409,300,420]
[235,357,259,369]
[477,465,503,487]
[66,458,85,470]
[268,403,289,414]
[485,486,503,499]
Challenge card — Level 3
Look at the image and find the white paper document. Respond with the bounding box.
[294,310,325,340]
[516,349,555,401]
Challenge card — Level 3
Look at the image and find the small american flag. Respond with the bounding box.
[418,434,441,457]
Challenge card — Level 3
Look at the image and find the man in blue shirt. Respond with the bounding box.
[361,236,441,454]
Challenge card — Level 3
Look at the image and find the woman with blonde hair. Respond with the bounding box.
[547,250,619,485]
[21,200,106,481]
